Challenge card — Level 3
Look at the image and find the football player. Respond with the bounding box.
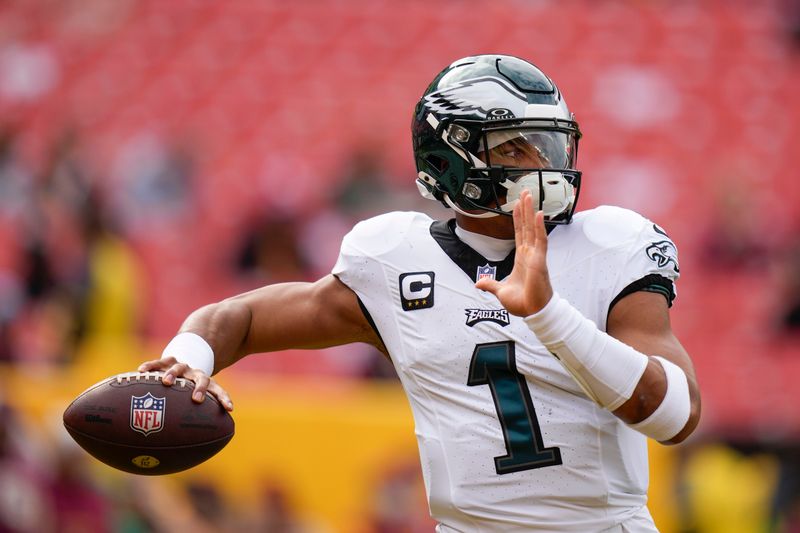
[140,55,701,532]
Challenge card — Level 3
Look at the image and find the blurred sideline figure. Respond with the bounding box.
[140,55,701,532]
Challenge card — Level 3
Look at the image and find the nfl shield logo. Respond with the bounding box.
[130,392,166,436]
[476,264,496,282]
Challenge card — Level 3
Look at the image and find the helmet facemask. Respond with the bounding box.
[437,117,582,223]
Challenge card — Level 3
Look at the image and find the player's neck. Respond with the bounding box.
[454,223,515,262]
[454,212,515,239]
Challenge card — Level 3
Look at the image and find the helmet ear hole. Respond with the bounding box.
[426,155,449,174]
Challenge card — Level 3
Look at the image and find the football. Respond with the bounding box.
[63,371,235,475]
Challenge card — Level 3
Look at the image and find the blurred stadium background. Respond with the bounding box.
[1,0,799,531]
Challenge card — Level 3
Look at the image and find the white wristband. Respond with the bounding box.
[161,332,215,376]
[628,356,691,441]
[524,292,648,411]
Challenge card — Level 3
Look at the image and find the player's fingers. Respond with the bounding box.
[137,357,173,372]
[534,210,548,256]
[513,195,523,250]
[162,362,191,386]
[475,277,500,294]
[522,190,535,247]
[187,371,211,403]
[207,381,234,412]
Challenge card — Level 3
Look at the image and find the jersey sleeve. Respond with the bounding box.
[332,212,431,348]
[613,219,680,308]
[333,221,383,298]
[332,210,430,306]
[332,223,363,289]
[333,212,407,292]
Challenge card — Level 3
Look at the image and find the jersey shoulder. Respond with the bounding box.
[340,211,433,258]
[333,211,434,303]
[572,205,680,290]
[572,205,656,250]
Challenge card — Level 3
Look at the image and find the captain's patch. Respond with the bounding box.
[399,272,435,311]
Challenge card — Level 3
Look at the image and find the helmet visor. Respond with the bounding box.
[479,129,576,170]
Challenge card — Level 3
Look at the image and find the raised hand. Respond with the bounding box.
[475,189,554,316]
[137,356,234,411]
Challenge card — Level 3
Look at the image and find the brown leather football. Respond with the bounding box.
[63,371,234,475]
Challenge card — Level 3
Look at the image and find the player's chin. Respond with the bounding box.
[491,208,516,234]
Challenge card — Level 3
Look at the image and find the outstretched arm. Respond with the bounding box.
[605,290,700,443]
[476,190,701,444]
[138,275,382,409]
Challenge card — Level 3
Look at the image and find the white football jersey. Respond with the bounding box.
[332,206,680,532]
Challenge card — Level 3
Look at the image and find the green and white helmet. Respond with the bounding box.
[412,54,582,223]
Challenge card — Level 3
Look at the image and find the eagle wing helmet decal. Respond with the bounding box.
[423,76,528,119]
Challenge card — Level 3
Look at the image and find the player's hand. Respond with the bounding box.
[137,356,234,412]
[475,189,554,316]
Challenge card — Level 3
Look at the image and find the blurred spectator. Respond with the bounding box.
[3,126,142,366]
[681,441,779,533]
[700,172,770,271]
[104,478,158,533]
[0,397,53,532]
[332,147,395,220]
[359,350,398,381]
[0,126,87,365]
[77,191,143,343]
[236,212,312,286]
[9,289,77,367]
[26,127,96,357]
[297,209,356,281]
[0,125,35,226]
[290,147,397,281]
[47,439,113,533]
[38,127,95,231]
[185,480,234,532]
[0,272,23,362]
[252,482,305,533]
[773,238,800,333]
[770,446,800,533]
[330,145,425,221]
[787,0,800,47]
[368,461,434,533]
[297,146,429,281]
[0,126,29,337]
[110,131,197,238]
[183,479,308,533]
[116,475,217,533]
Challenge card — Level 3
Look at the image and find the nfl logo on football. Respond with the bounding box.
[476,264,496,282]
[130,393,166,436]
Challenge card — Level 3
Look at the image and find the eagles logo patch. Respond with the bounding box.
[646,240,679,273]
